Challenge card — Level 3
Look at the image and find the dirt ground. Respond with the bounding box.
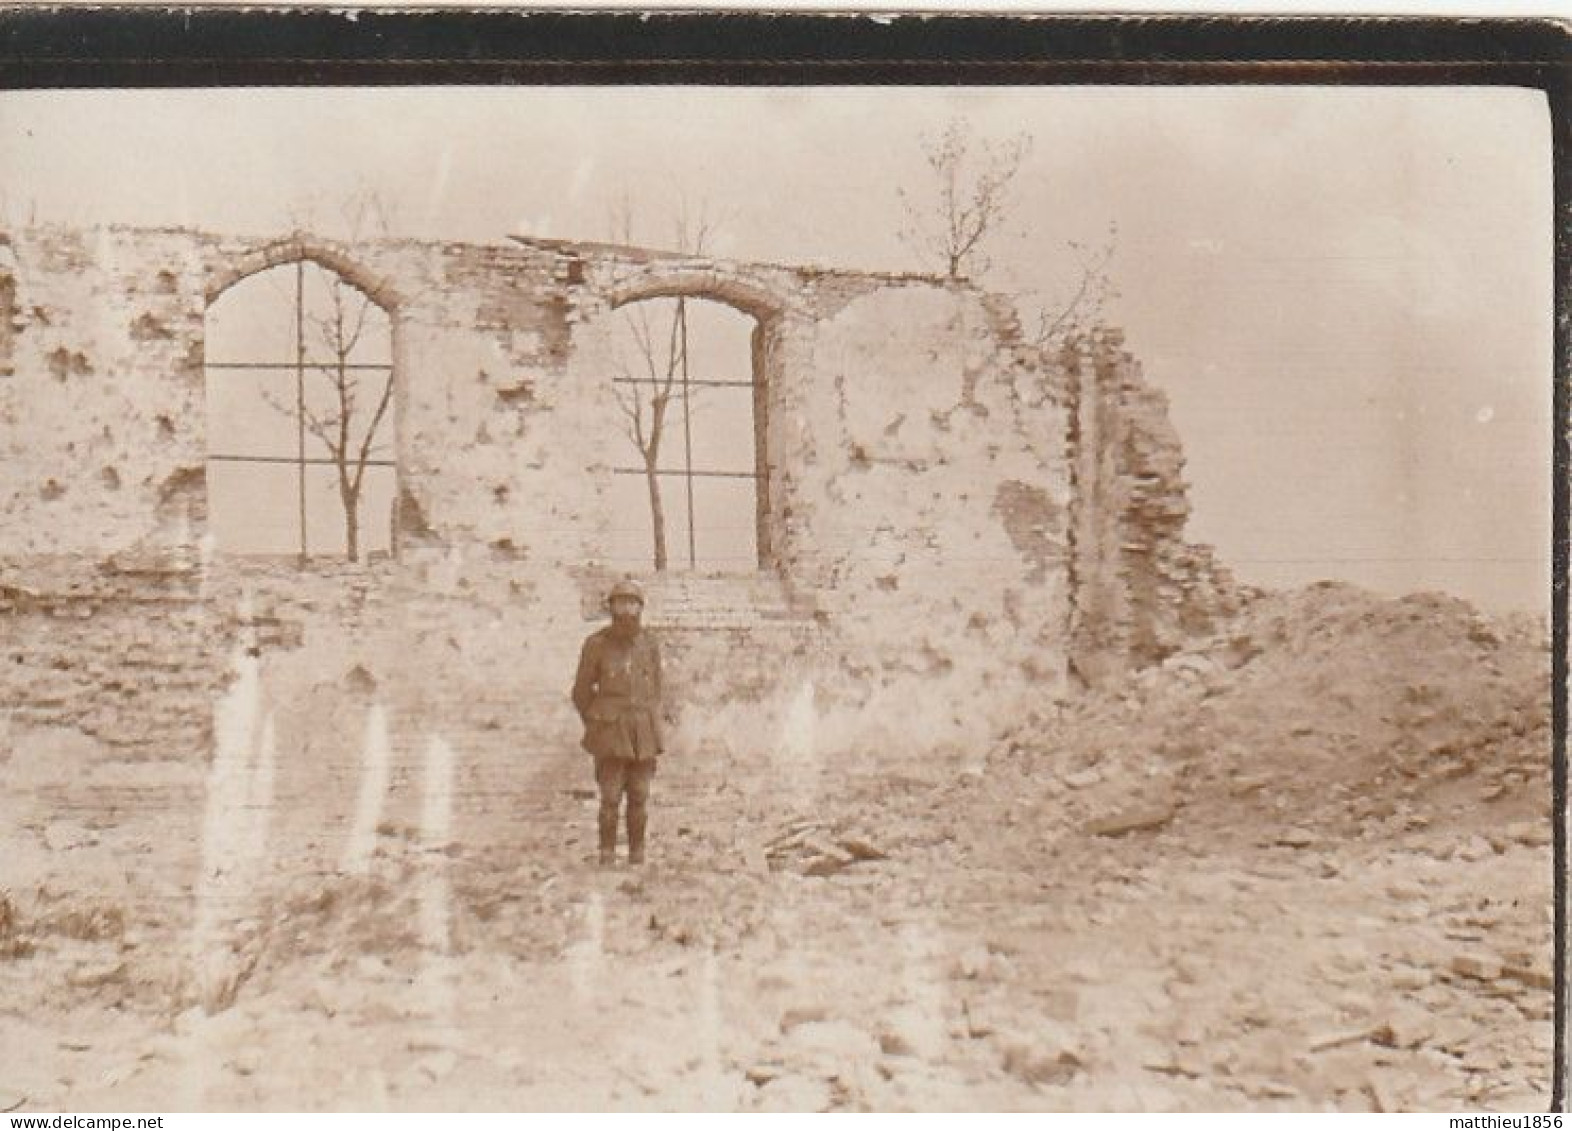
[0,583,1557,1112]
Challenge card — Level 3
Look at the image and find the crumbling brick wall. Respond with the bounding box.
[0,556,227,761]
[0,227,210,557]
[0,222,1232,786]
[1061,328,1246,689]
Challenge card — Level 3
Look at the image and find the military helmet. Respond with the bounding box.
[607,578,645,607]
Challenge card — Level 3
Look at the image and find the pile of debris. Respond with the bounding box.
[0,892,32,960]
[762,818,890,877]
[986,582,1550,846]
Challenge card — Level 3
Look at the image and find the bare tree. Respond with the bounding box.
[262,190,396,562]
[898,118,1121,351]
[1027,224,1121,350]
[306,279,392,563]
[607,197,718,571]
[897,117,1032,281]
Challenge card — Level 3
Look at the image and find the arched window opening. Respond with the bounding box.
[205,260,396,561]
[607,296,768,574]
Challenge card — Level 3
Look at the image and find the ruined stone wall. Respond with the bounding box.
[0,556,226,762]
[1062,329,1245,688]
[550,241,1081,761]
[775,285,1075,754]
[0,223,1232,787]
[0,228,211,557]
[0,226,616,567]
[193,232,605,569]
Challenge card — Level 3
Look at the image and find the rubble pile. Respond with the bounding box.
[0,582,1554,1111]
[992,582,1549,844]
[762,818,890,877]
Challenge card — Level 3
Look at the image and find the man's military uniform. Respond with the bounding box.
[571,583,663,864]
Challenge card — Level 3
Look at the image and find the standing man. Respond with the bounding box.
[571,578,664,867]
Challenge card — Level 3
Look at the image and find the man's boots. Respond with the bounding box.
[597,807,618,868]
[627,807,647,866]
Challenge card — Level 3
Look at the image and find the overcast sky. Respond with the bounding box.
[0,85,1552,612]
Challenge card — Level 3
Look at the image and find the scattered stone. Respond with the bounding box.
[407,1032,459,1054]
[999,1026,1083,1087]
[1427,1017,1477,1054]
[1451,953,1503,982]
[801,856,849,878]
[961,998,1000,1039]
[1240,1077,1300,1100]
[1363,1075,1398,1113]
[1390,966,1431,992]
[745,1063,784,1086]
[229,1050,261,1078]
[1228,774,1271,797]
[1373,1005,1434,1050]
[1274,828,1316,848]
[1309,1027,1374,1053]
[1385,879,1428,902]
[754,1073,834,1112]
[877,1005,940,1059]
[765,821,821,852]
[67,960,126,989]
[39,899,125,943]
[877,1029,916,1057]
[1064,769,1101,790]
[838,837,888,862]
[1143,1055,1201,1079]
[955,944,993,980]
[1508,821,1551,849]
[1493,1088,1552,1112]
[1517,999,1555,1022]
[780,1005,831,1032]
[1501,963,1554,992]
[196,958,249,1015]
[803,837,856,864]
[303,982,337,1017]
[1456,836,1495,862]
[1085,800,1175,838]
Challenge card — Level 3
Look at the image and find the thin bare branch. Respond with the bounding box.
[1032,239,1117,348]
[898,116,1031,280]
[613,371,649,454]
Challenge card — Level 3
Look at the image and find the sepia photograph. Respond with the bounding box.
[0,44,1561,1113]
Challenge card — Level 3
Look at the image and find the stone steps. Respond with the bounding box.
[596,575,818,633]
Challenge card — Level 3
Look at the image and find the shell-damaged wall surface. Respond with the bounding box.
[1060,330,1246,690]
[0,223,1232,798]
